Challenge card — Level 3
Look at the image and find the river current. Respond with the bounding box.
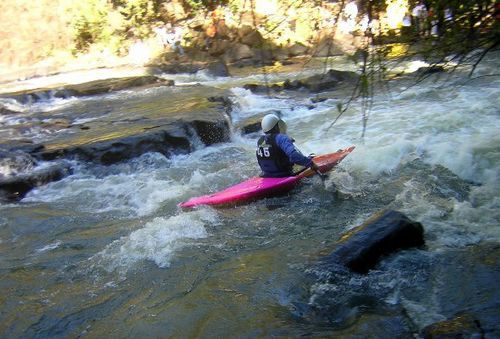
[0,55,499,337]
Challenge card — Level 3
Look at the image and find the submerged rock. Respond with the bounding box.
[418,243,500,338]
[421,313,484,338]
[322,209,425,273]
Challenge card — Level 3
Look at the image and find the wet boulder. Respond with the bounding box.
[297,69,358,92]
[321,210,425,273]
[243,83,283,94]
[205,60,230,77]
[416,65,445,76]
[236,116,263,135]
[244,69,359,94]
[235,110,281,135]
[62,75,175,97]
[14,86,234,165]
[0,150,37,178]
[189,119,230,146]
[0,161,72,201]
[0,105,18,115]
[35,118,230,165]
[152,62,203,74]
[36,123,192,164]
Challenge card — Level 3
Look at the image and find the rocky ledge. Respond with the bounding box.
[0,75,175,104]
[243,69,359,94]
[0,66,358,201]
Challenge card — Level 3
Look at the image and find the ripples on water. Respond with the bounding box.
[0,56,499,337]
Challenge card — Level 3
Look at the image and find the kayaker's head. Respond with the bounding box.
[261,114,287,134]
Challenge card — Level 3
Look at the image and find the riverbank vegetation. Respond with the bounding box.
[1,0,497,82]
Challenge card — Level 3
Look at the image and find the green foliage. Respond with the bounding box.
[72,0,111,52]
[182,0,230,11]
[116,0,161,34]
[71,0,164,53]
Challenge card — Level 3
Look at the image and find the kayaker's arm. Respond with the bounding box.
[275,134,314,168]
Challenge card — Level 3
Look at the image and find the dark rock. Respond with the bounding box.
[208,40,233,57]
[235,110,281,135]
[299,69,358,93]
[64,76,175,96]
[286,43,309,57]
[0,105,18,115]
[311,96,328,104]
[238,117,262,135]
[416,65,445,76]
[189,119,230,146]
[206,95,234,117]
[322,210,425,273]
[418,243,500,337]
[243,81,283,94]
[205,60,230,77]
[240,30,264,47]
[283,79,305,90]
[0,162,72,201]
[244,69,358,94]
[243,83,270,94]
[34,116,230,165]
[224,43,254,64]
[243,84,283,94]
[252,48,276,65]
[207,95,233,108]
[2,85,233,198]
[152,63,202,74]
[36,123,192,164]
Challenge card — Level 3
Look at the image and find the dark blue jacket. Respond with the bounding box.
[256,133,313,177]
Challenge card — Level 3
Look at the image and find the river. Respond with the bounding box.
[0,54,499,337]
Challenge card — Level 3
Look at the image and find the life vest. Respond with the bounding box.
[256,134,293,177]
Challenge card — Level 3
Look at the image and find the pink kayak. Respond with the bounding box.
[179,146,355,209]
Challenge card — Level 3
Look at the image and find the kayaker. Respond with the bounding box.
[256,114,319,177]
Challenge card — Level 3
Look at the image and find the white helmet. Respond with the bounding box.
[261,114,287,134]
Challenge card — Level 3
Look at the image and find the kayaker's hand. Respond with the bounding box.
[310,162,320,172]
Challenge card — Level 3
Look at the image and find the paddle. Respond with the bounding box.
[313,167,328,183]
[310,155,328,185]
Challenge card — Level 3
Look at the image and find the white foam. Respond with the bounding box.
[92,209,217,271]
[24,172,184,217]
[229,87,293,122]
[35,241,62,253]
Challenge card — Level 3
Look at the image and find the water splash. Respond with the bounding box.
[90,208,218,272]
